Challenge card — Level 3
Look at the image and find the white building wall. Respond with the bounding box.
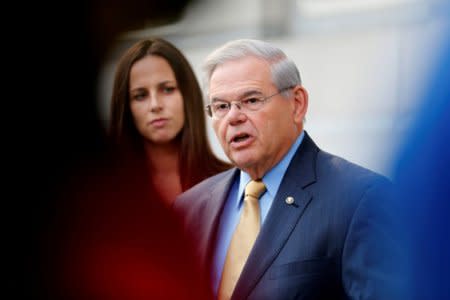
[98,0,450,178]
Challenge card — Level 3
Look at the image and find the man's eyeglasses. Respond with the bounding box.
[205,86,294,119]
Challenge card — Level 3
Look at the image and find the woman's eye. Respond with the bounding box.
[162,86,176,93]
[132,93,146,101]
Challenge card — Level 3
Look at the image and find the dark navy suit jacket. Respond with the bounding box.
[174,132,394,300]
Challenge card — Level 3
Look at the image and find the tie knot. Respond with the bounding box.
[245,180,266,200]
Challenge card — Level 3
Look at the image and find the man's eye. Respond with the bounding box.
[214,103,230,111]
[243,98,262,105]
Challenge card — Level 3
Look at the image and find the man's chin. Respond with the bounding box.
[231,156,257,172]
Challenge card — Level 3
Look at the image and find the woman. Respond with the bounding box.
[109,38,231,205]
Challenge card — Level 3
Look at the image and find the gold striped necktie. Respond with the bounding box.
[218,179,267,300]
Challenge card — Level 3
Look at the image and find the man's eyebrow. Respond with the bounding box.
[240,90,263,98]
[211,90,263,102]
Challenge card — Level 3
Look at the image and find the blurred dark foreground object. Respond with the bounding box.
[8,0,213,299]
[43,157,212,300]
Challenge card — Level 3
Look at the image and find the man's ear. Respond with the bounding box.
[292,85,308,124]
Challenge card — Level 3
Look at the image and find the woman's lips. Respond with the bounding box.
[149,118,168,128]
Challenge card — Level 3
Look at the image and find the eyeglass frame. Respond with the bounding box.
[205,86,295,119]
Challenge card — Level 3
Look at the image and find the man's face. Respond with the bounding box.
[208,56,307,179]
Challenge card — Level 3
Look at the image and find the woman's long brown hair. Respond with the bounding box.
[109,38,231,190]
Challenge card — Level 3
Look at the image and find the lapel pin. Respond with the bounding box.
[285,196,294,205]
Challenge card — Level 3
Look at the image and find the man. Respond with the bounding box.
[174,39,394,300]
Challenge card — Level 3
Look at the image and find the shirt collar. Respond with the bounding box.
[236,130,305,207]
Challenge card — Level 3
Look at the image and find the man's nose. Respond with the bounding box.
[226,102,246,124]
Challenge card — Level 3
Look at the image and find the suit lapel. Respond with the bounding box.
[232,132,319,299]
[198,168,240,272]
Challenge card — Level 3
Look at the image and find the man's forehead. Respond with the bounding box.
[210,56,270,77]
[210,88,264,102]
[209,60,272,99]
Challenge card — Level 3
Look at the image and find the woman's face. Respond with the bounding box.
[128,55,185,145]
